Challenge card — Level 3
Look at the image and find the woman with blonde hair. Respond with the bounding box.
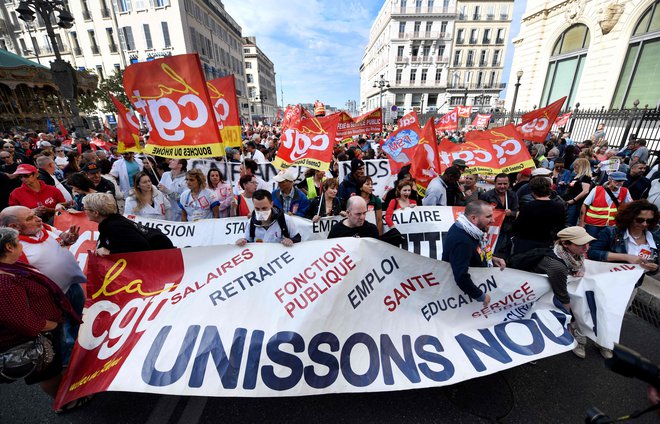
[124,171,171,220]
[178,169,219,221]
[562,158,593,225]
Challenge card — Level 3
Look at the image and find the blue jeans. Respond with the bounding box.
[566,204,581,226]
[584,224,604,240]
[61,282,85,366]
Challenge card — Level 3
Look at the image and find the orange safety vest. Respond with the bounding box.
[584,186,628,227]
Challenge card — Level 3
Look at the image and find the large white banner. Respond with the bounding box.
[54,239,641,408]
[338,159,396,198]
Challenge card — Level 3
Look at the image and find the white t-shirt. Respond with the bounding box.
[624,229,656,260]
[178,188,219,221]
[124,187,171,220]
[18,226,86,292]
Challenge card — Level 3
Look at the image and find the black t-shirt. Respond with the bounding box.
[562,175,592,203]
[328,220,380,239]
[512,199,566,243]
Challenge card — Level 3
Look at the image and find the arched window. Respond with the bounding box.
[612,1,660,109]
[540,24,590,107]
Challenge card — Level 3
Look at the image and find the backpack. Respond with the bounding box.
[249,210,300,243]
[132,221,174,250]
[508,247,556,272]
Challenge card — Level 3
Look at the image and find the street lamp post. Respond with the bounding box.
[259,90,267,122]
[509,70,523,123]
[373,74,390,134]
[16,0,85,135]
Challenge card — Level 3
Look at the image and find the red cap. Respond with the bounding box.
[519,168,532,177]
[12,164,38,175]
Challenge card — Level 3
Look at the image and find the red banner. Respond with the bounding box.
[471,113,491,128]
[457,106,472,118]
[109,94,141,153]
[58,118,68,137]
[555,112,572,129]
[465,124,535,174]
[207,75,242,149]
[273,113,341,171]
[410,119,440,195]
[123,53,223,158]
[335,108,382,139]
[435,108,459,132]
[54,249,186,410]
[515,97,566,142]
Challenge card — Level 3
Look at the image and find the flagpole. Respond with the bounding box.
[144,153,163,185]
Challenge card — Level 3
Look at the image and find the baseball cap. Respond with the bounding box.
[452,159,467,168]
[12,164,38,175]
[83,162,101,173]
[531,168,552,177]
[273,169,296,182]
[40,141,52,148]
[557,226,595,246]
[519,168,532,177]
[609,171,627,181]
[350,158,365,173]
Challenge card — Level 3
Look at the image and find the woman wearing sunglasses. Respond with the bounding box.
[588,200,660,277]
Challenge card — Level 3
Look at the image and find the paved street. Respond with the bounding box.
[1,312,658,424]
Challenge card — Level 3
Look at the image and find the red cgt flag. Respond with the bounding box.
[273,112,341,171]
[466,124,535,173]
[471,113,492,128]
[109,94,141,153]
[515,97,566,142]
[207,75,242,149]
[410,118,440,194]
[555,112,572,129]
[435,108,459,132]
[123,53,223,158]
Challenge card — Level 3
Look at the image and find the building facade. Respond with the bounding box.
[242,36,277,123]
[359,0,513,122]
[0,0,251,125]
[505,0,660,112]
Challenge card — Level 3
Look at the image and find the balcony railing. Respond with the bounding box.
[447,82,507,90]
[469,38,478,44]
[436,56,449,63]
[394,6,453,14]
[82,10,91,20]
[496,38,505,44]
[109,44,118,53]
[395,55,407,63]
[398,32,405,39]
[402,31,446,40]
[486,14,495,20]
[74,47,82,56]
[491,60,501,67]
[101,7,111,17]
[479,60,488,66]
[458,13,466,20]
[482,38,491,44]
[472,14,480,20]
[456,38,465,44]
[500,14,509,20]
[91,45,100,55]
[466,60,474,67]
[410,56,433,63]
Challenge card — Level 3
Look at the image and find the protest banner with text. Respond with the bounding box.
[123,53,223,158]
[515,97,566,143]
[435,108,459,132]
[54,239,641,409]
[273,113,341,171]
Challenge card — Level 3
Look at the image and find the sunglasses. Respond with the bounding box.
[634,218,655,224]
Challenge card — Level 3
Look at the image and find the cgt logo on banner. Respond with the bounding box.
[335,108,382,140]
[515,97,566,143]
[471,113,492,129]
[53,239,642,409]
[207,75,242,148]
[461,124,535,174]
[273,113,341,171]
[123,53,224,158]
[54,206,504,270]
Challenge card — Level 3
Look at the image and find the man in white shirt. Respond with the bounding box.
[0,205,85,365]
[245,141,267,163]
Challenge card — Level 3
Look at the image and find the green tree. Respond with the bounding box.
[77,70,131,114]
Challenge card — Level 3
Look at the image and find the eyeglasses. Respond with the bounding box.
[18,174,33,179]
[634,217,655,225]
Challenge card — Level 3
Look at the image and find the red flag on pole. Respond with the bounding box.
[57,118,68,137]
[123,53,223,158]
[109,94,141,153]
[273,113,340,171]
[457,106,472,118]
[555,112,572,129]
[207,75,242,149]
[515,97,566,142]
[381,119,423,175]
[410,118,440,195]
[435,108,459,132]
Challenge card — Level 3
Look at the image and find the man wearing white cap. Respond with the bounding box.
[580,171,632,238]
[272,169,309,217]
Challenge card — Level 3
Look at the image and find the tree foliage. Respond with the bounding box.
[77,70,131,114]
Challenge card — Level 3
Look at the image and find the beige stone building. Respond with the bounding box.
[243,36,278,123]
[447,0,513,109]
[505,0,660,112]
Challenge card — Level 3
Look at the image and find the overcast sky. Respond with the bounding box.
[225,0,527,109]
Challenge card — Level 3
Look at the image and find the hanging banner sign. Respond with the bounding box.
[554,112,572,129]
[207,75,242,149]
[335,108,382,140]
[53,239,641,409]
[123,53,223,158]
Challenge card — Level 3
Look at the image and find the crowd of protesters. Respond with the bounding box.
[1,120,659,412]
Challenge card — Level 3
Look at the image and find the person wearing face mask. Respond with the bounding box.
[235,190,301,246]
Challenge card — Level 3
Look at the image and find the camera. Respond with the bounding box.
[585,344,660,423]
